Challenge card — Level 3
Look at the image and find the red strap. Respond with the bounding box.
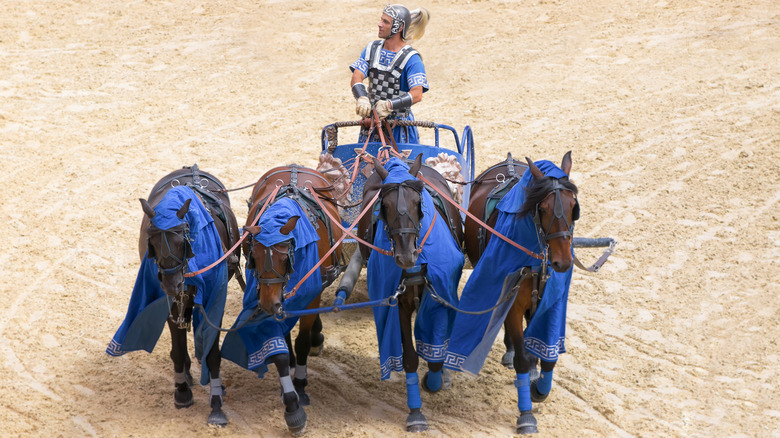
[185,184,283,278]
[285,187,385,298]
[417,173,543,260]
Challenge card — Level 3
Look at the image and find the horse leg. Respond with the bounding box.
[308,315,325,356]
[293,312,321,406]
[399,291,427,432]
[422,360,451,393]
[501,322,515,369]
[506,302,538,435]
[205,334,228,426]
[531,359,557,403]
[168,308,193,409]
[334,249,363,306]
[269,352,307,434]
[285,333,297,371]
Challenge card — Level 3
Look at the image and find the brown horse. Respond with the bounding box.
[134,165,242,426]
[354,154,464,432]
[460,152,578,434]
[226,164,344,434]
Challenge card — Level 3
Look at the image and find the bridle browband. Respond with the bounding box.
[532,178,579,244]
[249,239,295,287]
[379,180,424,253]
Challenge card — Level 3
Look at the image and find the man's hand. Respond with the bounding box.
[356,96,371,118]
[375,100,392,119]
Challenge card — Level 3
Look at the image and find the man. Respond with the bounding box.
[350,4,430,144]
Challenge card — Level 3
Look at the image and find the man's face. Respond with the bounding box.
[378,13,394,39]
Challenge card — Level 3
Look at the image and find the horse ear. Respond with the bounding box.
[279,216,300,235]
[561,150,572,176]
[525,157,545,180]
[140,198,156,219]
[408,153,423,176]
[372,156,389,181]
[244,225,261,236]
[177,198,192,219]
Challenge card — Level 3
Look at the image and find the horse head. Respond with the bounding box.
[244,216,299,316]
[372,154,425,270]
[523,151,579,273]
[140,197,195,296]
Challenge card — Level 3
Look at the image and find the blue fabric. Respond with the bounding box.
[537,370,553,394]
[351,42,429,144]
[220,198,322,378]
[516,373,532,412]
[444,161,574,376]
[426,369,442,391]
[107,186,229,386]
[367,158,464,380]
[406,372,422,410]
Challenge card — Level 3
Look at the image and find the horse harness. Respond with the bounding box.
[476,154,525,256]
[246,165,346,291]
[146,165,241,329]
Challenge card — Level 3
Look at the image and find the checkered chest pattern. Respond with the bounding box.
[366,40,418,119]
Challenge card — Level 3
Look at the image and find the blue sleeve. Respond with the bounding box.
[350,46,369,76]
[402,53,429,93]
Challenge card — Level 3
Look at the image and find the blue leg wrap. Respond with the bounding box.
[334,290,347,307]
[406,372,422,410]
[426,370,442,391]
[515,373,532,412]
[537,370,553,395]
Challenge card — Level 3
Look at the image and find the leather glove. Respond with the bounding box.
[374,100,392,119]
[356,96,371,118]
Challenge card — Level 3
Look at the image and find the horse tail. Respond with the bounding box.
[405,7,430,43]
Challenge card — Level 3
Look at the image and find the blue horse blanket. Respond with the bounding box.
[367,158,465,380]
[107,186,228,385]
[444,160,574,376]
[220,198,322,378]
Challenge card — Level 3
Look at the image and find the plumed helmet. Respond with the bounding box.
[383,4,411,39]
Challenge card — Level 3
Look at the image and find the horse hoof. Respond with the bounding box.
[284,405,307,435]
[293,378,310,406]
[501,350,515,369]
[530,378,549,403]
[174,385,193,409]
[516,411,538,435]
[207,395,227,426]
[208,410,228,427]
[297,391,310,406]
[406,411,428,432]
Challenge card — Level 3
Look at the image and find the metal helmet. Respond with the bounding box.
[383,4,411,39]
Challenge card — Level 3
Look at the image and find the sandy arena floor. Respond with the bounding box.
[1,0,778,437]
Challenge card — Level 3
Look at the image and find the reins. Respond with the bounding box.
[184,182,283,278]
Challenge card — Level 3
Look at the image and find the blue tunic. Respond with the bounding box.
[220,198,322,378]
[351,42,429,144]
[366,158,464,379]
[107,186,228,386]
[443,161,574,376]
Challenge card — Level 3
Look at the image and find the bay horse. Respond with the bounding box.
[445,152,579,434]
[220,164,345,435]
[107,164,243,426]
[358,154,464,432]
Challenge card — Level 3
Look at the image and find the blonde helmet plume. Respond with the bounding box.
[404,7,430,42]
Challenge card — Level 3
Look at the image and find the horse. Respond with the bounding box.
[220,164,345,435]
[464,155,528,369]
[444,152,579,434]
[106,164,243,427]
[355,154,464,432]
